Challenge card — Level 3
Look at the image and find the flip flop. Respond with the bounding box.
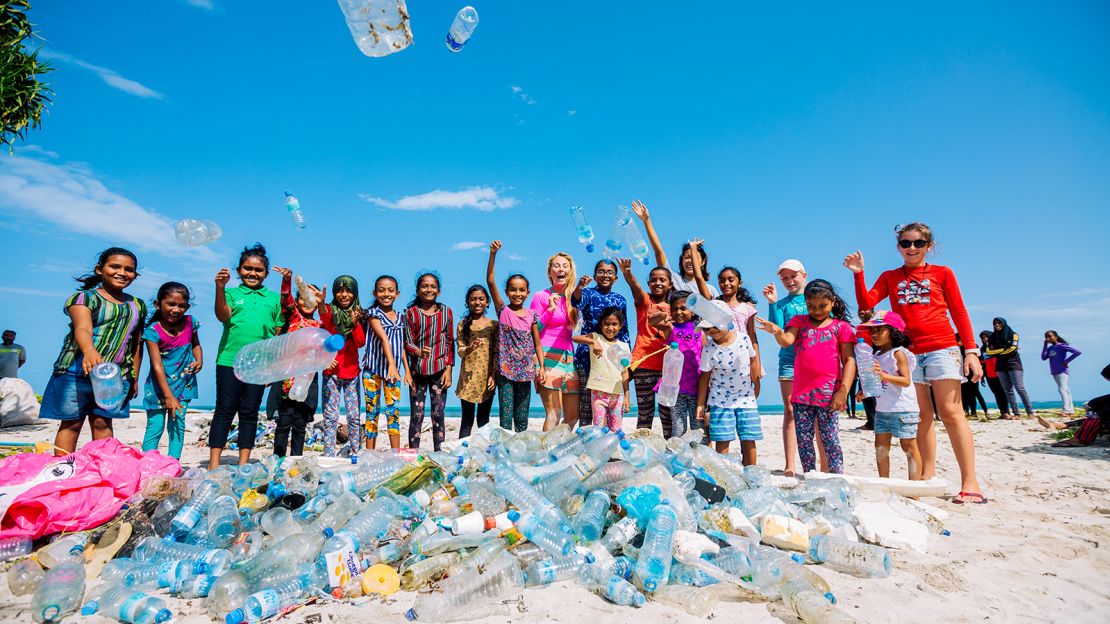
[952,491,988,505]
[85,521,132,578]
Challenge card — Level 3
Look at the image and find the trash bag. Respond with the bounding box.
[0,377,39,427]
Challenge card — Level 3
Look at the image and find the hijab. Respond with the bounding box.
[330,275,361,338]
[988,317,1016,350]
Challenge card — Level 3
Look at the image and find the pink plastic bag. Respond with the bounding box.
[0,437,180,539]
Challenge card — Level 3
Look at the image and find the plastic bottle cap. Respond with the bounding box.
[226,608,245,624]
[670,342,679,348]
[507,510,521,522]
[80,603,98,616]
[584,553,596,564]
[411,490,431,507]
[155,609,172,623]
[790,553,806,564]
[324,334,346,352]
[451,511,486,535]
[586,243,595,253]
[405,609,418,621]
[322,528,334,538]
[825,592,836,604]
[620,440,631,450]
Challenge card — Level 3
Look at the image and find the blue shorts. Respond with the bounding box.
[708,407,763,442]
[777,360,795,381]
[912,347,965,384]
[40,360,132,421]
[875,411,919,439]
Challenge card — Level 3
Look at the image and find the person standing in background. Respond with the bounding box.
[979,330,1011,418]
[985,317,1034,418]
[0,330,26,379]
[1042,330,1081,417]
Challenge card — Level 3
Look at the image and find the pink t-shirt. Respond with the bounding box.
[529,288,574,353]
[786,316,856,407]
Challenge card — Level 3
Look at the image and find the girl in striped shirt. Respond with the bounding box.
[362,276,406,450]
[403,273,455,450]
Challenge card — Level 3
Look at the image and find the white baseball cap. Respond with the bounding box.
[777,259,806,274]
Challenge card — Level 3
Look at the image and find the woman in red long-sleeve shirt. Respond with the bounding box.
[843,222,986,504]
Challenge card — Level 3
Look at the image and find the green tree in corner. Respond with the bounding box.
[1,0,52,151]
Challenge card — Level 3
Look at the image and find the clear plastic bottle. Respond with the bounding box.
[322,457,405,499]
[633,504,678,591]
[234,328,343,385]
[690,444,747,494]
[523,553,593,587]
[90,362,128,410]
[685,293,734,330]
[37,534,89,568]
[82,586,172,624]
[730,486,782,518]
[123,560,197,589]
[613,206,650,265]
[652,584,718,616]
[174,219,222,247]
[7,557,44,595]
[752,544,836,603]
[31,560,85,623]
[569,205,596,253]
[573,490,610,542]
[657,343,684,407]
[597,516,639,554]
[0,535,32,561]
[207,495,242,543]
[506,510,573,557]
[131,536,232,576]
[169,479,221,536]
[101,557,137,585]
[808,534,892,578]
[283,190,306,229]
[445,6,479,52]
[605,342,631,368]
[781,578,858,624]
[402,551,462,590]
[259,507,302,541]
[581,460,638,489]
[854,339,884,397]
[173,573,218,598]
[336,0,414,58]
[225,565,322,624]
[405,550,523,621]
[487,462,567,528]
[578,563,645,607]
[619,439,657,469]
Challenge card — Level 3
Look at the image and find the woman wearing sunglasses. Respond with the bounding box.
[843,223,986,505]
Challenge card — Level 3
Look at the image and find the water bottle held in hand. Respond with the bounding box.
[685,294,734,330]
[605,342,631,368]
[90,362,127,411]
[283,191,306,230]
[569,205,596,253]
[445,6,479,52]
[657,343,684,408]
[855,340,884,398]
[233,328,344,386]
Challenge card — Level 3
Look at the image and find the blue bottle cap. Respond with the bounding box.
[790,553,806,564]
[80,602,99,616]
[405,608,418,621]
[507,510,521,522]
[226,608,245,624]
[584,552,596,564]
[155,609,173,623]
[322,528,334,538]
[585,243,595,253]
[324,334,346,353]
[825,592,837,604]
[669,342,679,349]
[620,440,631,450]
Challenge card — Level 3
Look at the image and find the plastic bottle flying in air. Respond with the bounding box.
[569,205,596,253]
[445,6,479,52]
[613,206,650,265]
[283,191,306,230]
[174,219,222,247]
[233,328,344,386]
[855,339,884,398]
[657,343,684,408]
[685,294,734,330]
[337,0,414,58]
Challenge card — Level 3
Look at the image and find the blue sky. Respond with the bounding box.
[2,1,1108,406]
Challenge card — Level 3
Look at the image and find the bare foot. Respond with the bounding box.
[1036,415,1066,430]
[1052,438,1084,447]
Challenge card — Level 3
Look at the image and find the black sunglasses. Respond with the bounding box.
[898,239,929,249]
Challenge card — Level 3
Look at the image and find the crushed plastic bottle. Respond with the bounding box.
[31,560,85,623]
[233,328,344,385]
[175,219,222,247]
[569,205,596,253]
[405,550,523,621]
[337,0,414,58]
[781,578,858,623]
[445,6,479,52]
[0,535,32,561]
[7,557,44,595]
[81,586,172,624]
[573,490,610,542]
[578,562,645,607]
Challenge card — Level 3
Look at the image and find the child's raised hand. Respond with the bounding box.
[350,308,362,325]
[272,266,292,280]
[617,258,632,273]
[762,283,778,303]
[578,275,592,288]
[215,269,231,287]
[630,200,650,221]
[843,251,865,274]
[489,240,502,254]
[754,317,781,335]
[309,285,326,304]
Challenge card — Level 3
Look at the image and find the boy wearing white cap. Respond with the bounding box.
[763,259,810,476]
[696,300,761,464]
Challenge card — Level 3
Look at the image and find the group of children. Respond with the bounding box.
[40,209,954,486]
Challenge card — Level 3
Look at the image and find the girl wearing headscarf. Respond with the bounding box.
[985,317,1034,418]
[318,275,367,455]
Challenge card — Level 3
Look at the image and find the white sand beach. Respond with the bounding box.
[0,411,1107,624]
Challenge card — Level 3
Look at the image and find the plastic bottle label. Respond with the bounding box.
[325,546,361,589]
[119,592,150,622]
[570,455,600,481]
[252,589,282,619]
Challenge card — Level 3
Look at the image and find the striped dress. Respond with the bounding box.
[403,304,455,375]
[362,307,405,376]
[52,289,147,379]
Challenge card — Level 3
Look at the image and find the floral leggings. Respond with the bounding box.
[590,390,624,431]
[323,375,361,456]
[363,372,401,443]
[791,403,843,474]
[410,372,448,450]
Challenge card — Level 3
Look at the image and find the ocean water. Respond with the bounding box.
[185,401,1072,417]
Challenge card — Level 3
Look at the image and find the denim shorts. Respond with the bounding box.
[911,346,965,384]
[40,359,132,421]
[777,360,795,381]
[875,411,919,439]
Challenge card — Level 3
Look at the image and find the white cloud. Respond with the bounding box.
[567,110,577,116]
[506,253,528,261]
[450,241,486,251]
[0,286,69,298]
[183,0,215,9]
[0,153,213,258]
[359,186,518,212]
[510,85,536,105]
[40,50,165,100]
[19,145,60,159]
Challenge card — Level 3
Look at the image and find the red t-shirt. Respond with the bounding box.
[631,292,670,371]
[853,264,975,355]
[318,304,367,380]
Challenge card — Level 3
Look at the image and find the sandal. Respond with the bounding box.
[952,491,988,505]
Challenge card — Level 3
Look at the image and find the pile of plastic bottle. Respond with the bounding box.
[3,423,940,624]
